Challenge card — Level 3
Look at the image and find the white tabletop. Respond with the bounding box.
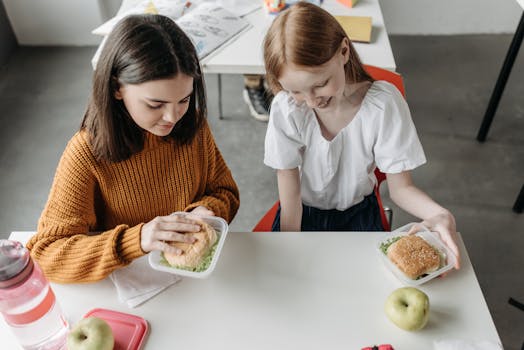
[201,0,396,74]
[92,0,396,73]
[2,230,501,349]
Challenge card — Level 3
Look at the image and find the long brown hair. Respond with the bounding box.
[263,2,372,94]
[82,14,207,162]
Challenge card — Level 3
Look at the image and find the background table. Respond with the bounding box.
[201,0,396,118]
[2,231,501,350]
[97,0,397,118]
[93,0,396,73]
[200,0,396,74]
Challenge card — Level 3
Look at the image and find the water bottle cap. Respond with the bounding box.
[0,240,31,285]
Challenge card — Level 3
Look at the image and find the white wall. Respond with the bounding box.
[2,0,523,45]
[380,0,522,35]
[2,0,104,45]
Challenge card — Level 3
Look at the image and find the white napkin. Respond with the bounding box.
[109,255,181,308]
[433,339,503,350]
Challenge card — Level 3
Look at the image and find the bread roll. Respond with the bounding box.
[164,220,218,269]
[386,235,441,279]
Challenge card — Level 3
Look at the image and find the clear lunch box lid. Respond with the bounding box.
[148,213,229,279]
[376,223,457,286]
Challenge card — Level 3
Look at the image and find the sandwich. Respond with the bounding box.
[164,220,218,271]
[385,235,441,279]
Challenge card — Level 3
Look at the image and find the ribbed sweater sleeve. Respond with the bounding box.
[27,124,239,283]
[27,133,145,283]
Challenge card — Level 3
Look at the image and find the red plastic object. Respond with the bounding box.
[264,0,286,13]
[363,65,405,97]
[83,308,149,350]
[362,345,394,350]
[252,201,280,232]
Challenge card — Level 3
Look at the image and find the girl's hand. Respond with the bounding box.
[140,214,200,254]
[407,211,461,269]
[190,205,215,217]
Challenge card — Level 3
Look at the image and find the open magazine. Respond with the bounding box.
[176,3,250,59]
[91,1,251,68]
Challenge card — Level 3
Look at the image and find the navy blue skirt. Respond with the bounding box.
[271,193,385,231]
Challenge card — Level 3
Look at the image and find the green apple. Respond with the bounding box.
[384,287,430,331]
[67,316,114,350]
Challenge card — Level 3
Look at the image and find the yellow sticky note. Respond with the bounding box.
[335,16,372,43]
[145,0,159,14]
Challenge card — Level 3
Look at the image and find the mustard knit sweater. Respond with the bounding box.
[27,120,239,283]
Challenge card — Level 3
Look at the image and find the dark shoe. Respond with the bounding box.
[243,86,273,122]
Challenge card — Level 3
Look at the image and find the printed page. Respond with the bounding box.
[176,3,250,59]
[91,1,251,67]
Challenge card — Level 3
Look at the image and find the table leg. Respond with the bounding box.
[512,184,524,214]
[218,73,223,120]
[477,12,524,142]
[508,297,524,311]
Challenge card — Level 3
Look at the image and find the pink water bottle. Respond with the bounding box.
[0,240,69,350]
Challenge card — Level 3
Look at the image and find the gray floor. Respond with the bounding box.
[0,35,523,349]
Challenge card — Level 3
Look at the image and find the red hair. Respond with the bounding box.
[263,2,372,94]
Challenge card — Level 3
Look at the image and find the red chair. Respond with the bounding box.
[253,66,405,232]
[363,65,405,97]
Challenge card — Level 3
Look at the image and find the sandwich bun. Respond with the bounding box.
[164,220,218,269]
[386,235,441,280]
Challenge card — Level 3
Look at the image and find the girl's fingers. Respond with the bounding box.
[166,213,201,225]
[406,222,428,235]
[445,236,459,259]
[406,225,418,235]
[158,221,201,233]
[432,225,460,270]
[151,240,182,255]
[155,230,196,243]
[442,235,461,269]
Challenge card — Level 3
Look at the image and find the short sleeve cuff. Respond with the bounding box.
[378,154,427,174]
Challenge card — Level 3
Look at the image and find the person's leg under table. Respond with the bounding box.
[243,74,273,122]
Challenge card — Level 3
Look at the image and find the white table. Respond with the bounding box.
[2,231,501,349]
[93,0,396,118]
[97,0,396,72]
[201,0,396,117]
[200,0,396,74]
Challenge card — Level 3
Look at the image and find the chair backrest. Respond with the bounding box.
[363,65,405,97]
[252,201,280,232]
[373,168,390,231]
[252,66,405,232]
[365,65,405,231]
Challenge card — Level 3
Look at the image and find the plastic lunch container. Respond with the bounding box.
[148,212,229,278]
[376,222,457,286]
[83,308,149,350]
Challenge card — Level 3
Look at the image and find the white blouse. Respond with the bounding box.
[264,80,426,210]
